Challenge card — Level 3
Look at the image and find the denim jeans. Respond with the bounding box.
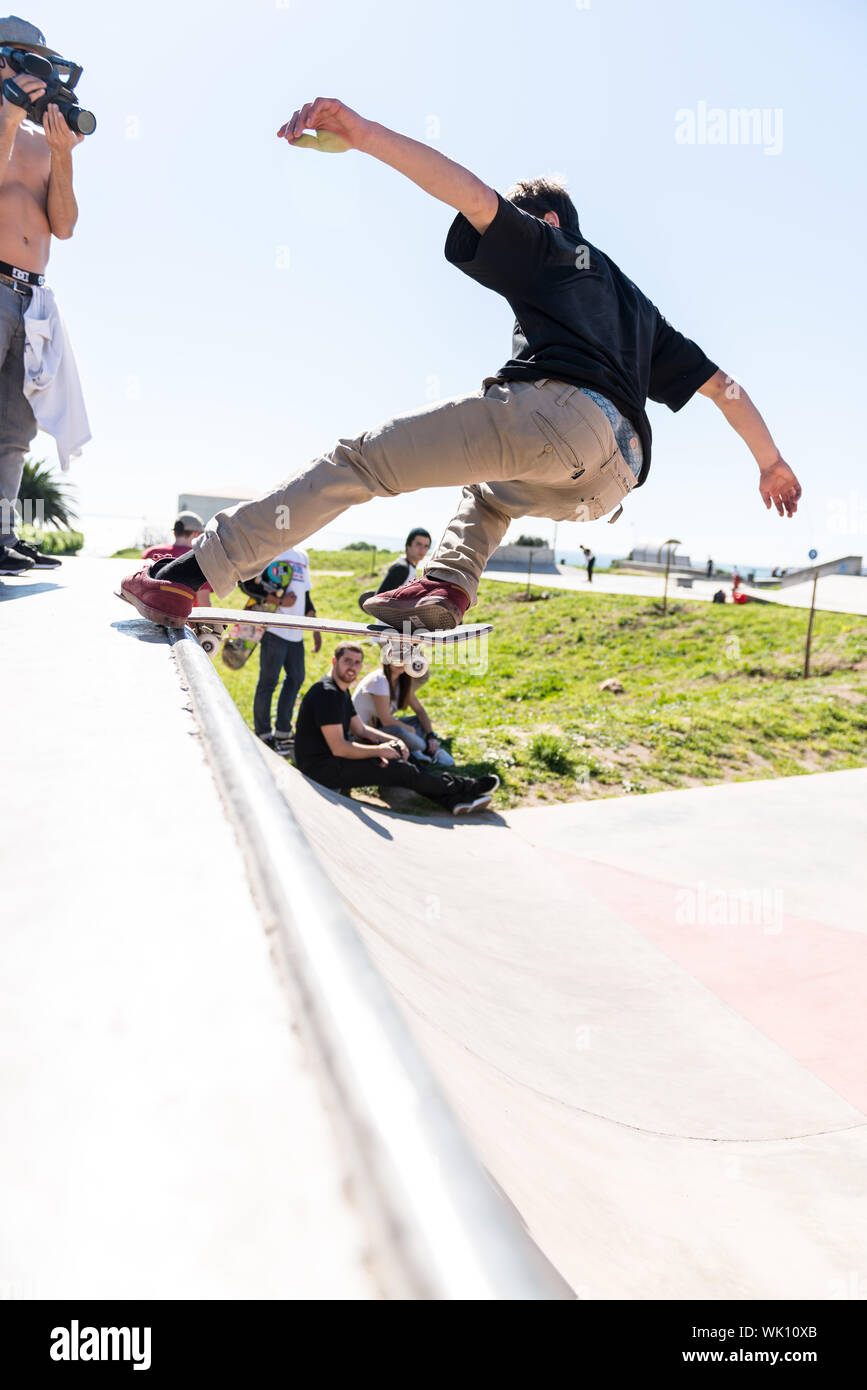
[381,718,427,754]
[253,632,306,735]
[0,282,38,546]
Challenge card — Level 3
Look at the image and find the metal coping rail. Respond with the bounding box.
[168,626,572,1301]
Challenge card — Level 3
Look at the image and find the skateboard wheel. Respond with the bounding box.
[408,648,429,678]
[198,633,221,659]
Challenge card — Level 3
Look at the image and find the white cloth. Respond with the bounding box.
[22,286,91,471]
[353,668,396,727]
[266,547,312,641]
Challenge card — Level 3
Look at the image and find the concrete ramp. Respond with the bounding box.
[265,762,867,1299]
[5,558,864,1300]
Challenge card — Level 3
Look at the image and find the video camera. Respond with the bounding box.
[0,45,96,135]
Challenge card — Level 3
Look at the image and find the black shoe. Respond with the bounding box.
[274,731,294,757]
[0,545,35,576]
[257,731,276,749]
[447,773,499,817]
[474,774,500,797]
[10,540,61,569]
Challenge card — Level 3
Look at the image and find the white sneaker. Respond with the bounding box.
[450,793,493,816]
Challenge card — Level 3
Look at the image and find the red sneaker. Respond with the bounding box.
[117,563,196,628]
[362,577,470,631]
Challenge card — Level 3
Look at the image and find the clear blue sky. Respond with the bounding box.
[32,0,867,566]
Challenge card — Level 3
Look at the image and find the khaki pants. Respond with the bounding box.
[196,377,636,602]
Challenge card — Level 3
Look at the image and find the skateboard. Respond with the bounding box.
[188,609,493,677]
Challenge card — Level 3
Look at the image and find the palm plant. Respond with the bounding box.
[19,457,79,529]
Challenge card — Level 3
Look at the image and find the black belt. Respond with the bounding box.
[0,259,45,288]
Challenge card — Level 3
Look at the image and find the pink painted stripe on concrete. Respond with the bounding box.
[540,848,867,1118]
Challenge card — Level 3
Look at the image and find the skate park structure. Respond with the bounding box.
[3,560,865,1299]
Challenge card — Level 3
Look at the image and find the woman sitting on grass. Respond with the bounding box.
[353,654,455,765]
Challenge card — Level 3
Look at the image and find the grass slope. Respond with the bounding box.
[211,550,867,809]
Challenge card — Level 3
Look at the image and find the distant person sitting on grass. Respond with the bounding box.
[358,527,431,613]
[142,512,212,608]
[353,652,455,765]
[294,644,497,815]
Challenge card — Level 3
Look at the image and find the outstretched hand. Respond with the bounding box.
[759,458,802,518]
[277,97,370,153]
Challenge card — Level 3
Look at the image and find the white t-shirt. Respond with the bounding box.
[353,668,397,727]
[266,547,312,642]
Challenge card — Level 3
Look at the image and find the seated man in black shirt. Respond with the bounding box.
[122,98,802,634]
[295,643,498,816]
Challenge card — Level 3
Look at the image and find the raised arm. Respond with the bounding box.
[44,105,83,240]
[698,369,802,517]
[277,98,498,235]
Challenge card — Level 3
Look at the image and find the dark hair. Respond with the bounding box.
[173,521,189,538]
[505,175,580,237]
[406,527,431,549]
[334,642,364,660]
[383,656,413,712]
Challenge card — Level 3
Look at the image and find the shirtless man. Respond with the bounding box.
[0,15,81,576]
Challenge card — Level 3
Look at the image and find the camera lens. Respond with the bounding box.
[70,107,96,135]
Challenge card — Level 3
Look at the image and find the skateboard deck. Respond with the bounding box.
[188,609,492,676]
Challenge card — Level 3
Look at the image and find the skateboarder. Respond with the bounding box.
[294,643,498,815]
[119,96,802,632]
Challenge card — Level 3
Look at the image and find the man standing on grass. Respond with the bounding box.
[247,545,322,757]
[358,526,431,613]
[293,643,498,816]
[120,96,802,632]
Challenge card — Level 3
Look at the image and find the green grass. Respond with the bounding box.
[209,553,867,809]
[20,525,84,555]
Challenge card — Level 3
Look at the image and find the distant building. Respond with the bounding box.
[627,541,692,569]
[486,543,558,572]
[177,490,254,525]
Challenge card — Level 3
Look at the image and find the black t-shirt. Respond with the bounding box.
[444,193,717,485]
[294,674,356,775]
[377,559,411,593]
